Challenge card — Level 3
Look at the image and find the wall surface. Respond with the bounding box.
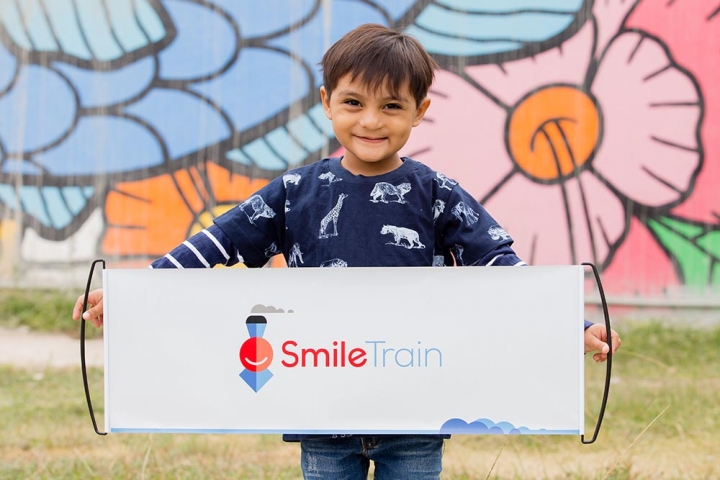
[0,0,718,302]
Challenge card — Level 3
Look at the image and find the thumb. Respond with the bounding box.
[586,329,610,354]
[589,336,609,353]
[82,305,103,327]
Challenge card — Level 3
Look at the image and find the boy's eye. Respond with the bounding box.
[344,99,361,106]
[385,103,402,110]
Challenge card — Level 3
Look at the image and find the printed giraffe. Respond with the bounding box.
[319,193,348,239]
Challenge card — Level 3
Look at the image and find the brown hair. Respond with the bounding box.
[320,24,438,106]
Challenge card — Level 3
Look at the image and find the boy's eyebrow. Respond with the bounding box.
[336,88,410,103]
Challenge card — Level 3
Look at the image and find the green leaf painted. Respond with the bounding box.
[647,216,720,287]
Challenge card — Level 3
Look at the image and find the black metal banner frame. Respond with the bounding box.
[79,260,612,441]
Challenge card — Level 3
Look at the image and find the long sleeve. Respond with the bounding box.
[149,224,244,269]
[436,182,526,267]
[476,251,527,267]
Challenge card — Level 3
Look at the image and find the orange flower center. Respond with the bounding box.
[507,86,600,182]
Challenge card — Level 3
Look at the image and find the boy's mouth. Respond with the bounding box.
[356,135,386,143]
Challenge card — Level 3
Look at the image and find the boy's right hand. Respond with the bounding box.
[72,288,104,327]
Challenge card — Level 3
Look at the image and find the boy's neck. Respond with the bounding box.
[339,155,404,177]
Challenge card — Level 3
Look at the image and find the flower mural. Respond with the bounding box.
[101,161,269,258]
[0,0,719,297]
[619,0,720,292]
[402,0,720,294]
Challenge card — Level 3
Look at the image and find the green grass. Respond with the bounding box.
[0,368,301,479]
[1,307,719,478]
[0,288,98,337]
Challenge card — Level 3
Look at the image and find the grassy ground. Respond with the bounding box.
[0,288,87,337]
[1,290,719,479]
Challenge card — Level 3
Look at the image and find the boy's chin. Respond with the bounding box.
[342,155,402,175]
[355,157,399,166]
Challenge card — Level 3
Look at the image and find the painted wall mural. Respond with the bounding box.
[0,0,718,297]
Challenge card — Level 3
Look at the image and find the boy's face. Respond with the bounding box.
[320,74,430,176]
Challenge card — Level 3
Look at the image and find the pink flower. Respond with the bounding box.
[402,0,701,273]
[627,0,720,224]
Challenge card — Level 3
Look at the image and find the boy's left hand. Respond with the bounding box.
[584,323,621,363]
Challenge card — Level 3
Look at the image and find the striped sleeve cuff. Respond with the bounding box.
[150,225,241,268]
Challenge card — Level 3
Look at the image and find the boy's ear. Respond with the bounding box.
[320,86,332,119]
[412,97,431,127]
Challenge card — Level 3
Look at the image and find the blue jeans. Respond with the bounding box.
[300,435,444,480]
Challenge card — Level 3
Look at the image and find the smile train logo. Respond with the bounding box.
[239,315,274,392]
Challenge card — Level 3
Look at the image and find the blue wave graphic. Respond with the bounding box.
[440,418,579,435]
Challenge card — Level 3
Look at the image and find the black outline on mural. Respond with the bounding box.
[1,0,719,286]
[0,0,177,71]
[398,0,593,67]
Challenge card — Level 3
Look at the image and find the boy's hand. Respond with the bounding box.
[584,323,621,363]
[72,288,104,327]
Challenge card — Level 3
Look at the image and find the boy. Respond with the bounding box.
[74,23,620,479]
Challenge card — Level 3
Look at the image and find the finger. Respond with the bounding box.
[593,353,608,363]
[586,335,608,354]
[73,290,100,320]
[82,305,103,327]
[72,295,85,321]
[82,305,98,321]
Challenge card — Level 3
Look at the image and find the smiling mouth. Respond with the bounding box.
[244,357,269,366]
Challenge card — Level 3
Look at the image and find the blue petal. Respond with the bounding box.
[32,116,164,175]
[20,187,51,226]
[0,183,20,209]
[369,0,418,19]
[286,110,331,152]
[2,0,167,63]
[0,43,17,93]
[42,0,94,60]
[0,184,94,228]
[0,65,76,154]
[43,186,75,227]
[242,138,287,170]
[135,0,167,43]
[74,0,168,60]
[404,26,522,56]
[307,103,334,136]
[190,48,310,132]
[265,128,308,166]
[415,5,576,42]
[158,0,237,81]
[211,0,316,39]
[21,0,59,52]
[225,103,333,171]
[409,0,583,58]
[64,186,95,214]
[124,88,231,159]
[267,2,389,87]
[53,56,156,109]
[225,148,251,166]
[0,0,33,50]
[105,0,164,52]
[434,0,583,12]
[75,0,124,60]
[1,159,43,175]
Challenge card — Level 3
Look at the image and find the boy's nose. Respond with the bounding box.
[359,110,382,129]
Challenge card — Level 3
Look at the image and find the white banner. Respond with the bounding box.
[103,266,585,435]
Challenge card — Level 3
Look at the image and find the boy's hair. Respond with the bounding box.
[320,24,438,106]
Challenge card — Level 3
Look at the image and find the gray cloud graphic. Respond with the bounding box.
[251,304,293,313]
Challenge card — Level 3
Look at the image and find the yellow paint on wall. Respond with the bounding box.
[0,219,19,279]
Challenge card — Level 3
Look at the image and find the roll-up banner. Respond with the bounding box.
[101,266,585,435]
